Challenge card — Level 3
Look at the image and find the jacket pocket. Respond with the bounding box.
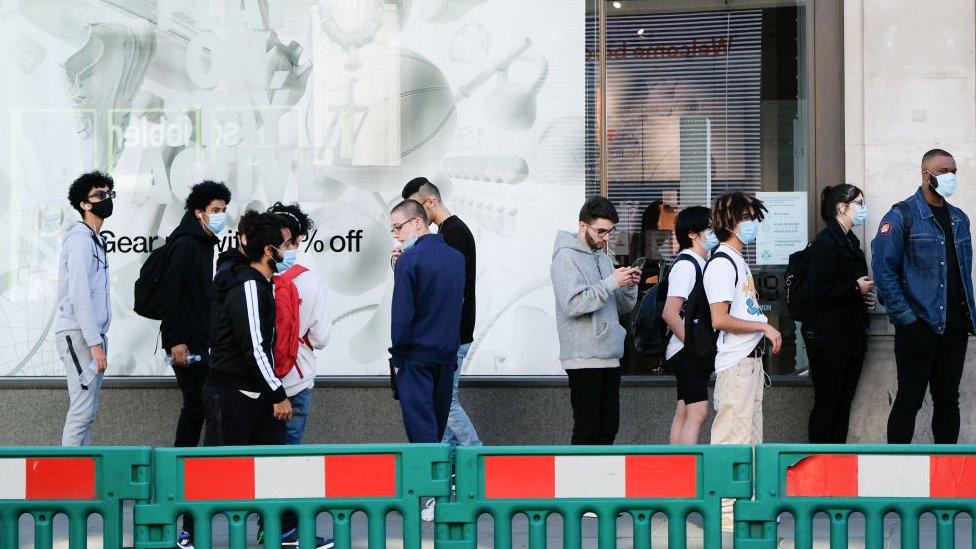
[595,320,609,337]
[908,235,938,261]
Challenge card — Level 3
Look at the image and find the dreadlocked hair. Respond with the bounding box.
[710,192,767,242]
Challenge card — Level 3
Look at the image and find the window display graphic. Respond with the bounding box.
[0,0,583,377]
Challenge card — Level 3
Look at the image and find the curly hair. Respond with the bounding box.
[711,192,767,242]
[185,180,231,212]
[242,212,286,262]
[267,202,314,244]
[67,171,114,216]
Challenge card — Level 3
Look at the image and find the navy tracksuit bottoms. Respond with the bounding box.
[394,359,455,442]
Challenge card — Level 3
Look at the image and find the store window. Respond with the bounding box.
[587,1,813,376]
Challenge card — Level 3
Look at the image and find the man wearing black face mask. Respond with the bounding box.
[55,171,116,446]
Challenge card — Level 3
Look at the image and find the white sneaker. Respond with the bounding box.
[421,498,436,522]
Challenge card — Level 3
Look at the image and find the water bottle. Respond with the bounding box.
[166,354,202,366]
[78,360,99,386]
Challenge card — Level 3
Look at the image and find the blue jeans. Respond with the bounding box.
[284,387,313,445]
[442,343,482,446]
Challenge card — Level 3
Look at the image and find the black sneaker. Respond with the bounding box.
[281,528,334,549]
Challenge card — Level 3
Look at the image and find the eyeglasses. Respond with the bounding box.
[390,217,419,235]
[87,190,116,201]
[586,224,618,238]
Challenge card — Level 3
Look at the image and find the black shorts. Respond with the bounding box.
[668,349,712,405]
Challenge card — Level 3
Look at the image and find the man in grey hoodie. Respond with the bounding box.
[55,171,115,446]
[551,197,641,444]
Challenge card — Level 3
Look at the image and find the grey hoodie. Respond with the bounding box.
[550,230,637,369]
[54,222,111,347]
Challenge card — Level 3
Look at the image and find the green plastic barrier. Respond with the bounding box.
[435,445,752,549]
[734,444,976,549]
[134,444,451,549]
[0,446,152,549]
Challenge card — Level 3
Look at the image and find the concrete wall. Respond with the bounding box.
[0,379,812,446]
[845,0,976,442]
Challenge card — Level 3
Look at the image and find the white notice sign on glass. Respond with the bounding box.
[756,192,808,265]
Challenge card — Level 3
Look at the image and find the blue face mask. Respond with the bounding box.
[206,212,228,234]
[275,249,297,273]
[736,219,759,245]
[931,172,958,198]
[403,236,420,250]
[851,203,868,226]
[702,230,720,251]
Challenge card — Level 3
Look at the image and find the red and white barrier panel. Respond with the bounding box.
[181,454,397,501]
[787,454,976,498]
[0,457,96,500]
[482,455,698,499]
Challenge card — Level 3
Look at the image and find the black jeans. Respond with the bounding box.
[567,367,621,445]
[887,321,968,444]
[172,361,209,447]
[183,385,291,540]
[806,344,864,443]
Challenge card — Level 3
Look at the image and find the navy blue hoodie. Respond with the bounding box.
[389,233,465,366]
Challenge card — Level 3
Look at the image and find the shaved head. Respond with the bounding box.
[922,148,953,170]
[390,199,428,224]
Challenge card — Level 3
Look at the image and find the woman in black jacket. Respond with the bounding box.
[802,184,876,443]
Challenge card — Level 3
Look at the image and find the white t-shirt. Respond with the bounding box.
[703,244,767,372]
[665,250,707,360]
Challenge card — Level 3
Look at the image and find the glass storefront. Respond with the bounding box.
[586,0,813,376]
[0,0,830,379]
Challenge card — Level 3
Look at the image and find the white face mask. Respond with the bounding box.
[931,172,958,198]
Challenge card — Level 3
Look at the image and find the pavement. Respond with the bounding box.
[10,505,973,548]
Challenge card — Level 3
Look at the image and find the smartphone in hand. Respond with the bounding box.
[631,257,646,270]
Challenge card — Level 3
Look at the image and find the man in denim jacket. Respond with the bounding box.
[872,148,976,444]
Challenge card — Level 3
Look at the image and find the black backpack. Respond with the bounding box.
[784,243,813,321]
[680,258,717,358]
[632,259,677,355]
[133,236,182,320]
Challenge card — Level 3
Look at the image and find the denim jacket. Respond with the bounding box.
[871,188,976,334]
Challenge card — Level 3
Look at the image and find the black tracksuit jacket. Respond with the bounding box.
[207,265,287,403]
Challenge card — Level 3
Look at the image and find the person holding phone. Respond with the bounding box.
[801,184,872,444]
[550,197,640,445]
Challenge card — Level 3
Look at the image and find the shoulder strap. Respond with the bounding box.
[895,201,912,246]
[706,251,739,286]
[278,264,309,285]
[672,254,704,282]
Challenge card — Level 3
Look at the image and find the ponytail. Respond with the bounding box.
[820,183,863,222]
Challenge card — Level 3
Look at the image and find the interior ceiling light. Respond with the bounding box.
[637,28,645,35]
[612,1,622,8]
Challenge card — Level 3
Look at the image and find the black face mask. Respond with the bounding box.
[88,199,113,219]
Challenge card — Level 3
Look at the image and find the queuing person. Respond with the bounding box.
[873,148,976,444]
[268,203,332,445]
[662,206,717,445]
[705,192,781,446]
[401,177,482,447]
[389,199,465,442]
[705,192,780,532]
[160,181,231,448]
[195,213,329,549]
[802,184,873,443]
[550,197,640,445]
[56,171,115,447]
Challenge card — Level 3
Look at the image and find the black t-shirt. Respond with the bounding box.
[929,203,970,332]
[439,215,476,344]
